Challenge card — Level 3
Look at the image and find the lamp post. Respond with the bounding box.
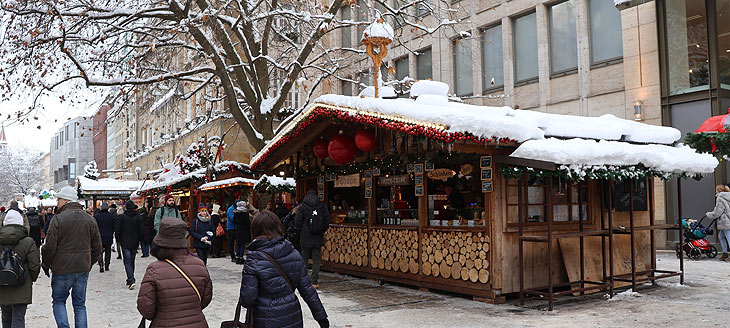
[361,14,394,98]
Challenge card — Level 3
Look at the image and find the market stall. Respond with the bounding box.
[252,175,296,210]
[249,78,718,308]
[76,176,145,209]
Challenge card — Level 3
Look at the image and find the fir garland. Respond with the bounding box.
[500,164,703,182]
[253,176,296,194]
[685,132,730,155]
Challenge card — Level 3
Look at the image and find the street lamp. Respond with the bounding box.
[361,13,394,98]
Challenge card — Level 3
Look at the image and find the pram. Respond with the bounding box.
[676,217,718,260]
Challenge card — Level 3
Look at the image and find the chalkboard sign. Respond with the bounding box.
[615,178,648,212]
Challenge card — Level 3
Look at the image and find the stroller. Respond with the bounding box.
[676,217,718,260]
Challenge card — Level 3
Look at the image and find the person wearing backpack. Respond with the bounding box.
[0,210,41,328]
[154,195,182,233]
[25,207,43,248]
[294,190,330,288]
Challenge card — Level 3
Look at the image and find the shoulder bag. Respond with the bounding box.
[220,251,295,328]
[139,259,203,328]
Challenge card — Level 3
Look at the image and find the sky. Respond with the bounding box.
[1,89,105,153]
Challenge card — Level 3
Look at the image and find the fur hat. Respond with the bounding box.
[236,200,247,211]
[3,210,23,226]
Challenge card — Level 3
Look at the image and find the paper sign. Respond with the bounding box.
[334,173,360,188]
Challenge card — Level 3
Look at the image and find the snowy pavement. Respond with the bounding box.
[24,251,730,327]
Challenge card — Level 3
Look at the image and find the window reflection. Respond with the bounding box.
[665,0,710,95]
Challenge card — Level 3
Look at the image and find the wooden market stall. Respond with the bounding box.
[76,176,145,209]
[249,81,718,308]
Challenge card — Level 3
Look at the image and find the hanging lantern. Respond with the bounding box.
[313,139,329,158]
[354,128,377,152]
[328,135,357,164]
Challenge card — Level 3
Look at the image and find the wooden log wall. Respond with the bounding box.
[369,229,420,274]
[422,231,490,284]
[322,226,368,267]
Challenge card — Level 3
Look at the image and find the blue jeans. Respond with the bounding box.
[51,272,89,328]
[122,248,137,285]
[1,304,27,328]
[140,241,150,257]
[719,229,730,253]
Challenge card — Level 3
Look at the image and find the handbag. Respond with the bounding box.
[220,251,295,328]
[216,223,226,237]
[138,259,202,328]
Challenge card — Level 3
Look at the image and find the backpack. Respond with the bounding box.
[305,206,329,235]
[28,215,41,229]
[0,242,27,287]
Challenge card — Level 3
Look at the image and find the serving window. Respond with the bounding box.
[326,175,369,224]
[376,173,418,226]
[506,174,588,225]
[426,160,487,227]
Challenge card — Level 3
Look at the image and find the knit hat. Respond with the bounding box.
[153,217,189,248]
[110,203,117,209]
[212,204,221,213]
[57,186,79,202]
[100,202,110,211]
[3,210,23,226]
[198,203,208,213]
[126,200,138,210]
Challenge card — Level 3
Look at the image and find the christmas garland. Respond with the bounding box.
[684,132,730,155]
[297,152,481,178]
[500,164,703,182]
[253,176,296,194]
[251,105,516,170]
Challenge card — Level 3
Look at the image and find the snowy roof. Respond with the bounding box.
[255,175,296,189]
[198,177,258,191]
[137,161,251,194]
[77,177,145,196]
[510,138,718,175]
[249,92,712,175]
[361,15,394,43]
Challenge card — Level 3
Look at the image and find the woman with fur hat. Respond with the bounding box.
[137,218,213,327]
[190,204,215,265]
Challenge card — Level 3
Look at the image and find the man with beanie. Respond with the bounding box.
[42,186,102,328]
[154,194,181,233]
[94,202,116,272]
[115,200,143,290]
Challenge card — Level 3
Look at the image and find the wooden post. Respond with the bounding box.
[578,181,585,295]
[546,176,554,311]
[649,178,656,282]
[607,181,615,298]
[629,179,637,292]
[518,174,525,305]
[677,178,684,284]
[600,181,607,283]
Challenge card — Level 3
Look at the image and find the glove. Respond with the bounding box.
[201,236,208,242]
[42,265,50,277]
[316,318,329,328]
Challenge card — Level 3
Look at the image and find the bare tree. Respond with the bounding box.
[0,146,44,202]
[0,0,459,151]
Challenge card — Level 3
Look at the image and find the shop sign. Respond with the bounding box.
[334,173,360,188]
[428,168,455,181]
[460,164,473,176]
[378,174,410,186]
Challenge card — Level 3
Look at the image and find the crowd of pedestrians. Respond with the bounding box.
[0,186,330,327]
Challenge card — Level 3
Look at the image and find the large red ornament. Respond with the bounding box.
[328,135,357,164]
[354,129,377,152]
[313,139,329,158]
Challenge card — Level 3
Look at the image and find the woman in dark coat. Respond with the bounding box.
[239,210,328,328]
[140,207,155,258]
[190,204,214,265]
[0,211,41,327]
[233,201,251,264]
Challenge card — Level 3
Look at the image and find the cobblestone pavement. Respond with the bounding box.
[23,251,730,327]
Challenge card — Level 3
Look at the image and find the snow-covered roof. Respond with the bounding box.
[361,15,394,43]
[198,177,258,191]
[510,138,718,175]
[137,161,251,194]
[250,91,714,176]
[77,177,145,196]
[255,175,296,188]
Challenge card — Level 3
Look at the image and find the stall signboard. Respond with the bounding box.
[378,174,411,186]
[460,164,473,176]
[427,168,456,181]
[334,173,361,188]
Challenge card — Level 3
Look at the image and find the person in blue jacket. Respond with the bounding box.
[239,210,329,328]
[190,203,214,265]
[226,201,237,262]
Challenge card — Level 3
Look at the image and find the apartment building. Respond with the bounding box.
[50,116,94,190]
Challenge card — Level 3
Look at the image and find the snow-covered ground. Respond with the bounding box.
[23,251,729,327]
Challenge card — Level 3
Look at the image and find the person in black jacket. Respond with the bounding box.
[190,203,214,265]
[210,204,225,258]
[295,191,330,288]
[115,200,143,290]
[233,201,251,264]
[94,202,116,272]
[25,207,43,247]
[239,210,328,328]
[273,199,290,220]
[139,207,154,258]
[282,204,300,252]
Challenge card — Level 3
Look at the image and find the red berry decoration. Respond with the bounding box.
[354,128,377,152]
[313,139,329,158]
[328,135,357,164]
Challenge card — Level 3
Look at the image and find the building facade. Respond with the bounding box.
[93,102,110,175]
[50,116,94,190]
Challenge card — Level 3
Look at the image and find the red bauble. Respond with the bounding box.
[313,139,329,158]
[354,129,377,152]
[328,135,357,164]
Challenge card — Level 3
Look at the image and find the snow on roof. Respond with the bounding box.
[137,161,251,194]
[510,138,718,175]
[361,14,394,43]
[410,80,449,98]
[78,177,145,195]
[257,175,296,187]
[359,85,396,98]
[198,177,258,190]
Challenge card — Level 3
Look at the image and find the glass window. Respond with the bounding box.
[393,0,405,28]
[717,0,730,89]
[550,1,578,73]
[482,25,504,89]
[589,0,623,63]
[514,13,539,82]
[417,48,433,80]
[395,56,409,97]
[341,7,352,48]
[417,0,431,17]
[65,125,69,141]
[506,175,589,225]
[454,38,473,96]
[356,0,368,40]
[665,0,709,95]
[69,161,76,180]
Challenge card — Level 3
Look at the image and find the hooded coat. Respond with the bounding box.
[234,210,251,245]
[190,214,214,249]
[240,237,327,328]
[294,194,330,248]
[706,192,730,230]
[0,224,40,305]
[94,209,116,246]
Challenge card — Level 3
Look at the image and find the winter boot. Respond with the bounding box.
[721,253,728,260]
[99,266,104,273]
[105,264,110,271]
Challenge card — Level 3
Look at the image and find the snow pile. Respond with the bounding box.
[198,177,258,190]
[510,138,718,175]
[360,13,394,42]
[656,281,689,289]
[410,80,449,98]
[606,289,642,301]
[359,85,396,98]
[157,163,181,183]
